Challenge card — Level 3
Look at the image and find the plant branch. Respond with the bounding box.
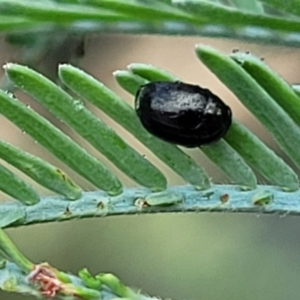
[3,0,300,47]
[0,261,157,299]
[0,229,33,272]
[0,185,297,229]
[0,228,158,299]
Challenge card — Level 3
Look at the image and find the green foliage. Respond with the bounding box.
[59,65,210,189]
[0,44,299,205]
[2,0,300,46]
[1,0,300,299]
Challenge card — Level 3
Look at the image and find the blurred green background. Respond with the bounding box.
[0,34,300,300]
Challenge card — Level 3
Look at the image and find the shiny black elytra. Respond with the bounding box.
[135,81,232,148]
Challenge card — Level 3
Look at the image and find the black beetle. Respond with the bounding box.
[135,81,232,147]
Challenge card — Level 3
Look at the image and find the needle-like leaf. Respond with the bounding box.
[59,64,210,189]
[6,63,167,191]
[0,89,122,195]
[196,44,300,171]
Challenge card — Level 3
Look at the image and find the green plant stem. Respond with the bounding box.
[0,261,157,300]
[0,229,33,272]
[0,185,299,229]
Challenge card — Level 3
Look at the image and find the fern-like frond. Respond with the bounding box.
[1,1,300,299]
[0,45,299,206]
[1,43,300,299]
[0,227,151,299]
[3,0,300,46]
